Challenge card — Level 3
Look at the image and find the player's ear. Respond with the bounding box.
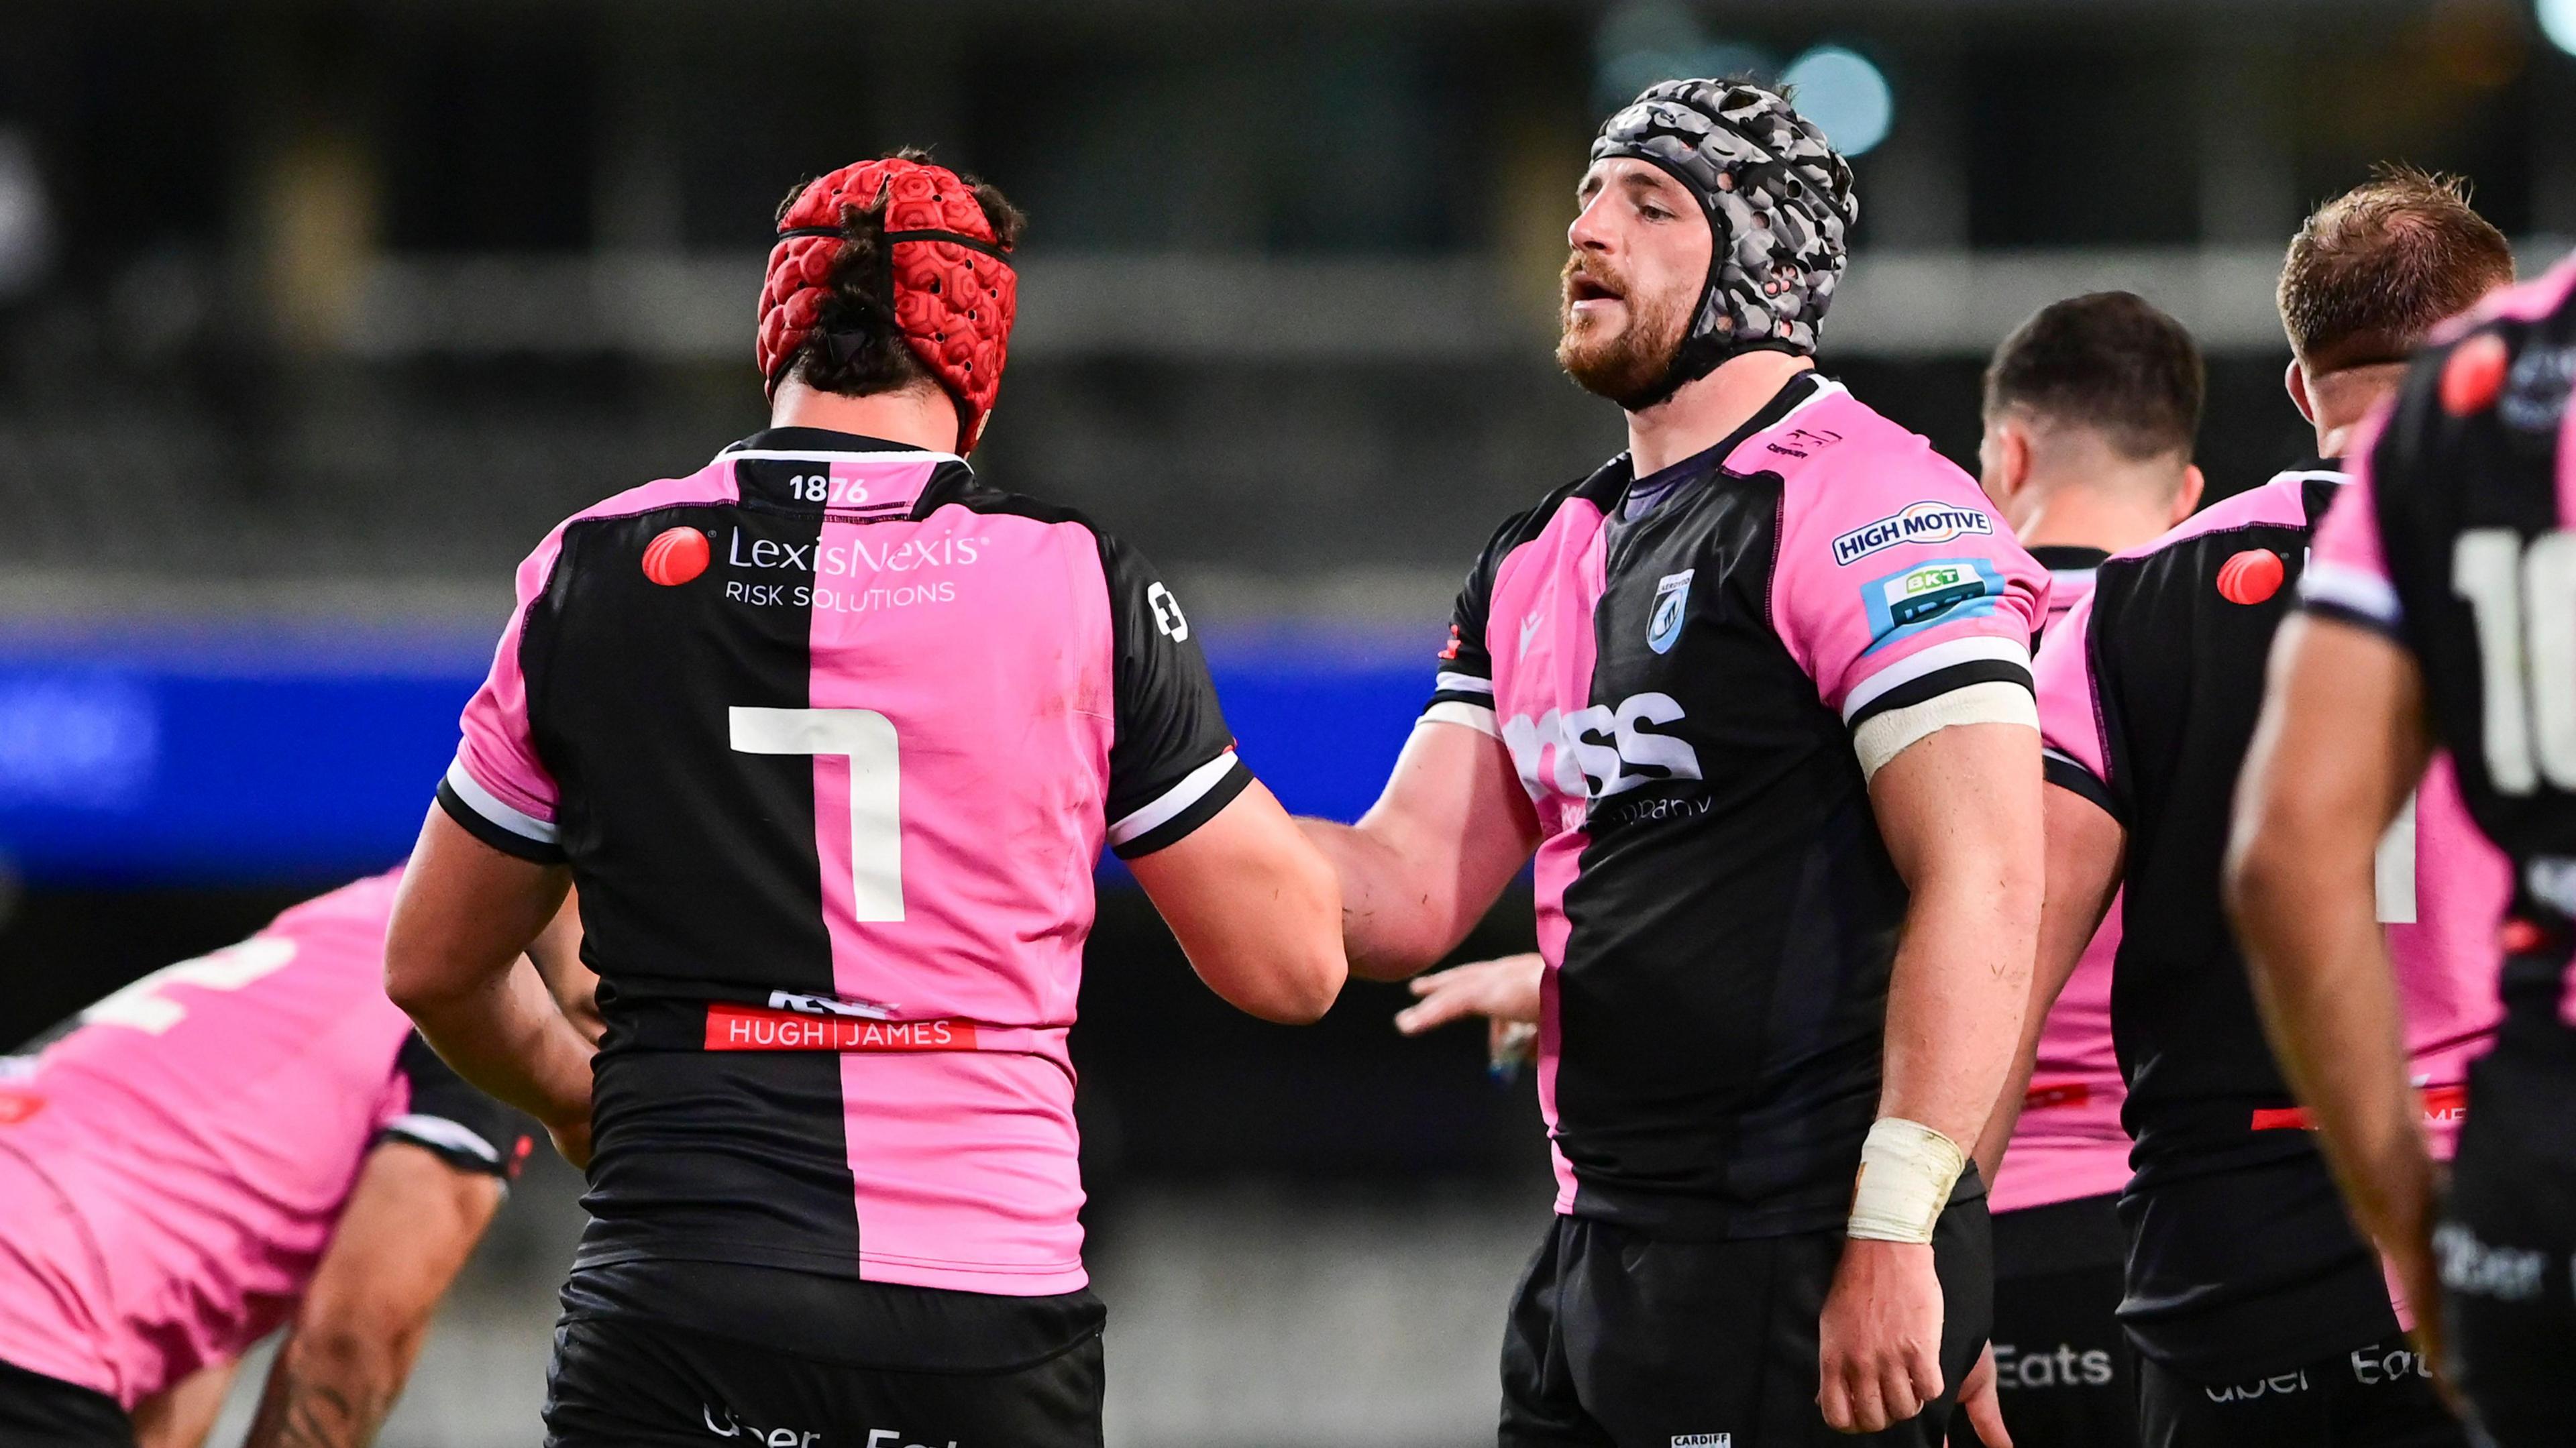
[2285,360,2315,425]
[1977,419,2026,511]
[2172,463,2206,523]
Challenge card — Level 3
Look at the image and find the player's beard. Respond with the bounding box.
[1556,253,1690,412]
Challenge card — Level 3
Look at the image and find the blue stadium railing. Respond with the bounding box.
[0,625,1437,885]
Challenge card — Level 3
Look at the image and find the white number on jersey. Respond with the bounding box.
[81,936,301,1036]
[2453,528,2576,794]
[730,706,905,922]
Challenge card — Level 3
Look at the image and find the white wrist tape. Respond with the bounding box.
[1847,1117,1967,1244]
[1852,680,2037,781]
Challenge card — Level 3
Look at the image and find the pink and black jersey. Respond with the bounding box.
[1991,545,2130,1217]
[2305,259,2576,1071]
[436,427,1246,1296]
[1425,371,2047,1237]
[0,872,525,1408]
[2035,465,2506,1377]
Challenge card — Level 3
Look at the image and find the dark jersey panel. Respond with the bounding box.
[1093,531,1248,856]
[1556,461,1907,1236]
[2082,471,2391,1374]
[382,1032,533,1179]
[2356,293,2576,1070]
[519,467,863,1278]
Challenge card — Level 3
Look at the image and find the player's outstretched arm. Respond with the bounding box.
[1970,785,2124,1188]
[2225,614,2440,1355]
[1821,719,2043,1436]
[385,808,594,1163]
[1130,777,1347,1024]
[1299,720,1541,981]
[241,1141,504,1448]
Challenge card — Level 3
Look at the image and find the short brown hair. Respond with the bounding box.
[2277,167,2514,372]
[1984,291,2204,461]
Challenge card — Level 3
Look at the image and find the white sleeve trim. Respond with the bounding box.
[1107,750,1241,848]
[1854,680,2039,781]
[1434,671,1495,697]
[2301,560,2402,626]
[1419,700,1501,738]
[443,758,557,844]
[1840,634,2033,723]
[383,1113,501,1164]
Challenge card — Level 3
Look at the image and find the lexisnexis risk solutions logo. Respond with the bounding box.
[1832,500,1994,565]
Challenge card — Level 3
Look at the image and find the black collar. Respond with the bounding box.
[724,427,965,458]
[1585,369,1829,512]
[2028,544,2112,571]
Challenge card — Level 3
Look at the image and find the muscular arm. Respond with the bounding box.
[1870,720,2047,1148]
[1971,787,2125,1186]
[384,809,592,1154]
[242,1142,504,1448]
[2225,616,2436,1306]
[1821,719,2044,1437]
[1129,778,1347,1023]
[1297,721,1541,981]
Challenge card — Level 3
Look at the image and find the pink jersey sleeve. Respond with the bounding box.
[444,526,573,860]
[1768,435,2048,732]
[2301,433,2403,638]
[2034,586,2116,814]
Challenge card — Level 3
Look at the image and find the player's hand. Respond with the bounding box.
[1818,1238,1946,1434]
[2386,1234,2455,1409]
[1955,1341,2011,1447]
[1394,952,1544,1066]
[546,1113,593,1171]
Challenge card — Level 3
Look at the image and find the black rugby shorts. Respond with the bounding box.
[1501,1197,1992,1447]
[1950,1192,2135,1448]
[2437,1053,2576,1448]
[2134,1335,2463,1448]
[543,1261,1104,1448]
[0,1357,131,1448]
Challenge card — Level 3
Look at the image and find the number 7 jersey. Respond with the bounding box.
[437,427,1249,1294]
[2306,256,2576,1046]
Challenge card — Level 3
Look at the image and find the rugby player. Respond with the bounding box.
[384,152,1346,1447]
[1961,291,2204,1448]
[2023,171,2512,1447]
[1303,80,2049,1445]
[2231,238,2576,1447]
[0,870,539,1448]
[1397,292,2205,1448]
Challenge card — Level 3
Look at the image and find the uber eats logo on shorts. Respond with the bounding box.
[1860,557,2004,653]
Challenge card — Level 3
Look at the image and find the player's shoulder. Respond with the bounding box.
[1466,462,1624,575]
[2112,467,2332,569]
[1729,378,1975,500]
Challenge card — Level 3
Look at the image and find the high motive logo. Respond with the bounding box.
[1832,500,1995,565]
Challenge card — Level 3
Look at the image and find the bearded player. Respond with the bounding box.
[385,151,1345,1447]
[1301,80,2047,1445]
[2232,243,2576,1447]
[0,871,546,1448]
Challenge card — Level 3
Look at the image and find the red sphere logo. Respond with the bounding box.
[2442,333,2509,416]
[642,526,710,586]
[2216,548,2284,606]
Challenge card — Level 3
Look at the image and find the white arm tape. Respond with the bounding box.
[1848,1117,1968,1243]
[1853,680,2037,781]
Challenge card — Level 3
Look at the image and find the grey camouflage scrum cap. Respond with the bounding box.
[1591,78,1858,400]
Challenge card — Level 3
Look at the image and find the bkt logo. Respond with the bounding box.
[1501,693,1703,801]
[1832,500,1995,565]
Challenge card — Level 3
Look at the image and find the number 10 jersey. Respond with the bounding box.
[438,427,1249,1295]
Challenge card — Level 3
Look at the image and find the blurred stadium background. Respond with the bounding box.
[0,1,2570,1443]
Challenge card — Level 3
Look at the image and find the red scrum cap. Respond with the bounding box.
[757,157,1018,449]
